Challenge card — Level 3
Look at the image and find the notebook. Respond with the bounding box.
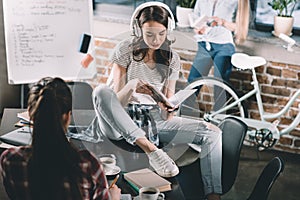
[124,168,171,192]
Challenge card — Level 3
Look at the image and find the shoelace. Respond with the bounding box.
[152,151,174,167]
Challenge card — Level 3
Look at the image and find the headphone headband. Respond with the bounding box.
[129,1,176,33]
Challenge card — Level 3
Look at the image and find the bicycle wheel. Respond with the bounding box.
[178,76,247,124]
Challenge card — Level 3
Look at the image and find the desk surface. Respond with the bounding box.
[0,108,196,199]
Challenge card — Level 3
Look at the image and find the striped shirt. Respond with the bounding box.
[0,147,110,200]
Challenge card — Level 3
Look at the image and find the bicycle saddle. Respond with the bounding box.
[231,53,266,70]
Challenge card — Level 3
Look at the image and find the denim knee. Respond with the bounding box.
[92,84,115,105]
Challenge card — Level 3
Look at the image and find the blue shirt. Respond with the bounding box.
[193,0,238,44]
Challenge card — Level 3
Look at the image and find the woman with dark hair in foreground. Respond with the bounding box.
[0,77,121,200]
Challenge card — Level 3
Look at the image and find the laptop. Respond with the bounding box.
[0,126,32,146]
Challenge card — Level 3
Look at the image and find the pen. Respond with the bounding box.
[17,130,31,134]
[109,174,119,189]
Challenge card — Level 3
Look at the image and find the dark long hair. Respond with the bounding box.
[131,5,173,82]
[27,77,82,200]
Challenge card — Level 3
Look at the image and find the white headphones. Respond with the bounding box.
[130,1,176,37]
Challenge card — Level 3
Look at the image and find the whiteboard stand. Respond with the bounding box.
[20,84,24,109]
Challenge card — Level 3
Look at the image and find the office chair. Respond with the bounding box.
[247,156,285,200]
[220,116,248,194]
[67,81,94,110]
[19,81,94,109]
[174,116,247,199]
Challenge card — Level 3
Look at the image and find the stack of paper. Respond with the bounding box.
[189,14,210,29]
[15,111,33,127]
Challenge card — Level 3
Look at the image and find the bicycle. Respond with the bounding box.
[178,53,300,150]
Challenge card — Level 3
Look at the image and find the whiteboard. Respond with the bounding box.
[3,0,96,84]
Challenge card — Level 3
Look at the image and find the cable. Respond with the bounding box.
[278,33,299,52]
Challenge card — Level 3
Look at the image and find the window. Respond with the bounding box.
[254,0,300,35]
[94,0,173,23]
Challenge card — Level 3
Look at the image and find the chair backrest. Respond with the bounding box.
[67,81,94,110]
[218,116,247,194]
[247,157,284,200]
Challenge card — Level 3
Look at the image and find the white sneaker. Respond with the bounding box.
[188,143,202,153]
[147,149,179,177]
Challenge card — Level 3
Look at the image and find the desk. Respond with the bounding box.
[0,108,197,199]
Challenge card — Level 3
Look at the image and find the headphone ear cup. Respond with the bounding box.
[167,31,175,43]
[133,19,142,38]
[167,17,172,34]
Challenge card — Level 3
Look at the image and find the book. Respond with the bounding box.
[131,93,157,105]
[17,111,30,122]
[189,14,211,29]
[124,179,140,193]
[123,168,172,192]
[0,127,32,146]
[144,83,197,108]
[17,111,33,126]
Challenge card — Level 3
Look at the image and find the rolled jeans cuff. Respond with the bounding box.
[204,185,222,196]
[124,128,146,145]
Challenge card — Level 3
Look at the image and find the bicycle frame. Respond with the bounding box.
[208,68,300,137]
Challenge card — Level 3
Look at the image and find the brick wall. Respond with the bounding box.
[229,62,300,154]
[91,37,300,154]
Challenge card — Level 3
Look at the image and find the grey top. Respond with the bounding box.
[193,0,238,44]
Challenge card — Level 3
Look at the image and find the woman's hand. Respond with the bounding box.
[194,26,208,35]
[158,102,177,121]
[125,79,153,95]
[211,16,236,32]
[211,16,224,26]
[109,184,121,200]
[135,80,153,96]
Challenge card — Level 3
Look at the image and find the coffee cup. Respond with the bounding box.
[98,154,116,171]
[139,187,165,200]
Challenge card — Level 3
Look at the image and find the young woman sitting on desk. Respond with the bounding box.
[92,2,222,199]
[0,77,121,200]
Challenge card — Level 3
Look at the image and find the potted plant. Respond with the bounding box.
[268,0,299,36]
[176,0,196,27]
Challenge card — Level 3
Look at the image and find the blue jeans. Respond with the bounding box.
[188,42,235,83]
[92,84,223,195]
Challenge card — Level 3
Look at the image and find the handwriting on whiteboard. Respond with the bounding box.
[3,0,94,84]
[12,23,62,67]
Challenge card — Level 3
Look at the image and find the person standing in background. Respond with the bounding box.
[188,0,250,83]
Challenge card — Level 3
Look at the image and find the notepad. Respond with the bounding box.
[124,168,171,192]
